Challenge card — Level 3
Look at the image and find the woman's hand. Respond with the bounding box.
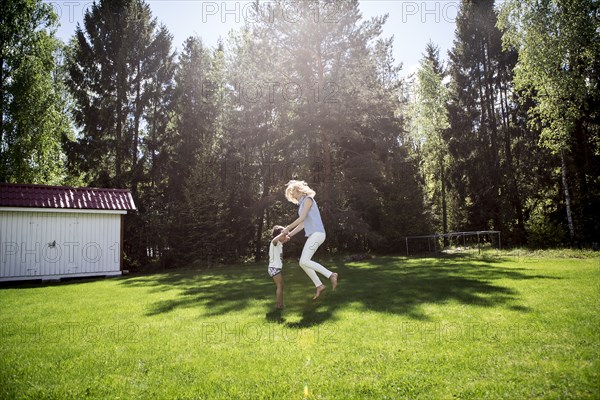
[284,198,312,233]
[274,233,292,244]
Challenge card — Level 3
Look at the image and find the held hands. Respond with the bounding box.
[280,234,292,244]
[276,227,291,244]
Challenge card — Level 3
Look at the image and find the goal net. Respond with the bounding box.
[403,231,501,256]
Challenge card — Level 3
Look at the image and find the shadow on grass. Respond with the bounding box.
[0,275,120,289]
[118,255,560,328]
[265,309,285,324]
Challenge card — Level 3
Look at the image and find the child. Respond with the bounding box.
[268,225,290,309]
[281,180,338,300]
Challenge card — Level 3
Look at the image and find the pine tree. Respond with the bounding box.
[446,0,510,235]
[236,0,418,252]
[409,42,451,238]
[167,37,233,263]
[66,0,164,188]
[132,24,176,263]
[66,0,177,265]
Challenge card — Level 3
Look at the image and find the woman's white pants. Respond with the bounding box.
[299,232,332,287]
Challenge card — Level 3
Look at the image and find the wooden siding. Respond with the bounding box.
[0,211,121,280]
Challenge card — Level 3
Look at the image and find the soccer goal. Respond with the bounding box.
[403,231,501,257]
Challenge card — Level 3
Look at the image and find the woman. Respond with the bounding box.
[282,180,338,299]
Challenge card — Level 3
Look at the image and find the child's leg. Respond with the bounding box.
[272,273,284,308]
[299,232,332,287]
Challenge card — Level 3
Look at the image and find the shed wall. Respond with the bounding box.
[0,211,121,280]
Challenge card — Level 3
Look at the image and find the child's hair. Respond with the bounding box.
[272,225,284,239]
[285,180,316,204]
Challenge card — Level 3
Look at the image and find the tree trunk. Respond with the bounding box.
[254,211,265,263]
[317,43,332,184]
[116,96,123,185]
[254,180,269,262]
[500,77,526,243]
[561,149,575,242]
[0,56,4,149]
[481,37,502,233]
[149,91,158,188]
[116,57,125,186]
[440,154,448,246]
[131,61,142,194]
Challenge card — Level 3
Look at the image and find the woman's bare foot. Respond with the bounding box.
[330,273,338,291]
[313,284,326,300]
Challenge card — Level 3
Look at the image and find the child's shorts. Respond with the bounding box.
[268,267,282,278]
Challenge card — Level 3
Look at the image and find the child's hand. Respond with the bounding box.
[280,234,291,244]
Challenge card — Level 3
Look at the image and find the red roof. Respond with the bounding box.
[0,183,136,211]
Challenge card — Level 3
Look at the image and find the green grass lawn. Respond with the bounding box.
[1,251,599,399]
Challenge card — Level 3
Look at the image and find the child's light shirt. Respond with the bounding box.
[268,241,283,269]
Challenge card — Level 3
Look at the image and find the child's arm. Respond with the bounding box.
[271,232,289,245]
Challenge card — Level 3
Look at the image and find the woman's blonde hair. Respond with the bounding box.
[285,180,316,204]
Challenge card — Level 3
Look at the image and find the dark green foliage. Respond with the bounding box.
[5,0,598,267]
[66,0,176,266]
[0,0,73,183]
[498,0,600,246]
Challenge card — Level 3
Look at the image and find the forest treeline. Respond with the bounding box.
[1,0,598,267]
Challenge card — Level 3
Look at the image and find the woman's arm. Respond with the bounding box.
[272,232,290,245]
[288,222,304,238]
[283,197,313,234]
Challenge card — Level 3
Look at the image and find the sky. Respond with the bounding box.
[45,0,459,77]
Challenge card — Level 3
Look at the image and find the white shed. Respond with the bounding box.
[0,183,136,282]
